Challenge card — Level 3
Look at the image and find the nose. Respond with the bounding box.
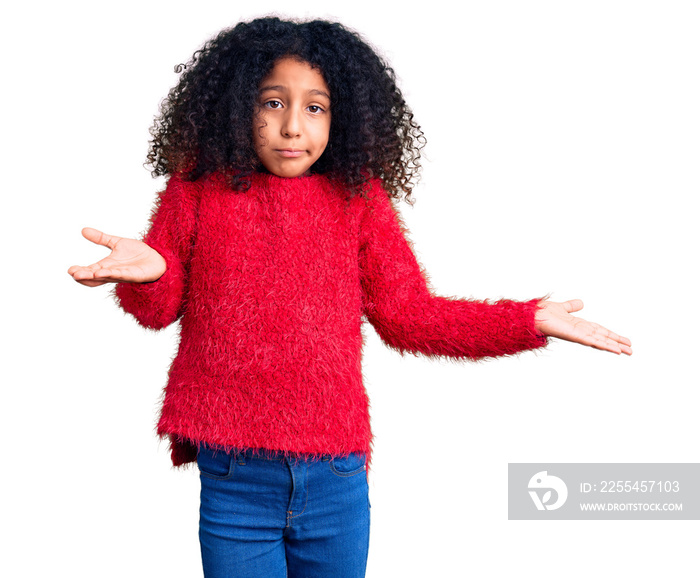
[281,108,302,138]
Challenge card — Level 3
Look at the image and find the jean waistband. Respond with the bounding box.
[197,444,365,463]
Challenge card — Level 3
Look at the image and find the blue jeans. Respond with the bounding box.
[197,447,370,577]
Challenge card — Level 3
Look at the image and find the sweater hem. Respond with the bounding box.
[161,432,371,468]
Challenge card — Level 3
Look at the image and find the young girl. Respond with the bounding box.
[68,16,631,578]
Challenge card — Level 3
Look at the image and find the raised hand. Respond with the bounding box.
[68,227,167,287]
[535,299,632,355]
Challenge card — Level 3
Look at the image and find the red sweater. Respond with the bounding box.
[115,172,546,466]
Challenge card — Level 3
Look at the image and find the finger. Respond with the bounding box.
[603,337,633,356]
[602,329,632,348]
[71,268,121,284]
[587,333,623,355]
[74,278,110,287]
[70,263,112,281]
[586,331,633,356]
[76,262,107,277]
[69,266,94,280]
[591,324,633,349]
[71,268,104,281]
[93,268,118,279]
[562,299,584,313]
[603,333,633,355]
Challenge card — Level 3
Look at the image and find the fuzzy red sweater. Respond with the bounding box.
[115,172,547,466]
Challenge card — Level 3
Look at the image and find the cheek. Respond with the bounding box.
[317,121,331,151]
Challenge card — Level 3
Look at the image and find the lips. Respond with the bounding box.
[276,149,306,158]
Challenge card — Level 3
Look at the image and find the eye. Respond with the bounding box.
[307,105,325,114]
[263,100,283,110]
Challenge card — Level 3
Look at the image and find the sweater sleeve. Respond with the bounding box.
[358,181,547,360]
[113,175,198,330]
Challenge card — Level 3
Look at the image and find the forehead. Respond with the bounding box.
[259,57,330,96]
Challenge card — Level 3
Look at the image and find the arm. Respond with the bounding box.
[69,176,197,329]
[359,182,547,360]
[112,175,199,330]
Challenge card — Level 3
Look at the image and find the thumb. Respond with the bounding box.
[81,227,119,250]
[562,299,584,313]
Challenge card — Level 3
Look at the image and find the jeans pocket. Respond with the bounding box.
[197,447,235,480]
[329,453,367,477]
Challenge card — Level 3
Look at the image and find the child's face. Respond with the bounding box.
[253,57,331,178]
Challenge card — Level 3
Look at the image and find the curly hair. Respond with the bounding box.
[146,17,425,201]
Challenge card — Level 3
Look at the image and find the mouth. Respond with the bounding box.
[276,149,306,158]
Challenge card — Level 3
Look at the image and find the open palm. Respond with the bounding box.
[68,227,166,287]
[535,299,632,355]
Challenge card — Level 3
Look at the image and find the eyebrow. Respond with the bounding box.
[259,85,331,100]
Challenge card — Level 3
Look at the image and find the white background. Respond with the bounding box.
[3,1,698,576]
